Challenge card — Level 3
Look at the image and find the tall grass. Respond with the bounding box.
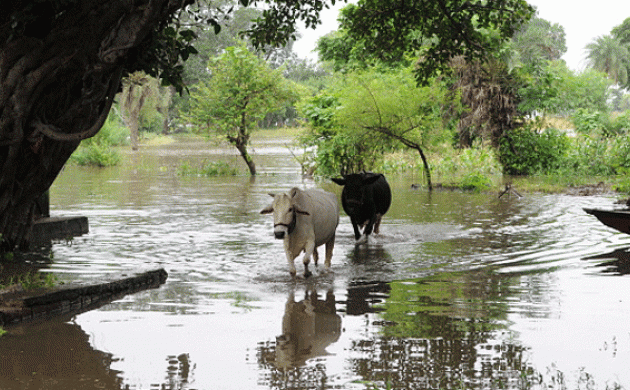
[378,143,503,191]
[377,129,630,194]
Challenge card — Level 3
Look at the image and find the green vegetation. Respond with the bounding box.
[184,44,303,175]
[70,111,127,167]
[0,272,58,291]
[65,5,630,195]
[499,127,570,176]
[178,160,240,177]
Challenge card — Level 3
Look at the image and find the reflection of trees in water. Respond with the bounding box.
[164,353,193,390]
[0,319,196,390]
[349,336,530,389]
[0,320,123,390]
[257,288,341,389]
[255,267,542,389]
[348,269,535,389]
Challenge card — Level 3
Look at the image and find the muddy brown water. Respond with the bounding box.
[1,137,630,389]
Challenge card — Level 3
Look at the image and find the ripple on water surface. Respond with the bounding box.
[15,142,630,390]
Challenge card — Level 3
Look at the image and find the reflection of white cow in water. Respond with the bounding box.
[275,290,342,369]
[260,187,339,277]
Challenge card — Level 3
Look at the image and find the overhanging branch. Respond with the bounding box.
[29,67,123,142]
[365,124,433,190]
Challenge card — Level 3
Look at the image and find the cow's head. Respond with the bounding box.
[260,189,310,239]
[332,173,382,214]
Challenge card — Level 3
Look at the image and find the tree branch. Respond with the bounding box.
[30,67,123,142]
[365,124,433,190]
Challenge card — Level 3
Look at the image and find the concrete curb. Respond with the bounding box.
[0,268,168,327]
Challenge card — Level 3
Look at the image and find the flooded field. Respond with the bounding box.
[1,137,630,389]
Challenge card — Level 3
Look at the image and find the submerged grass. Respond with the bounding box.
[178,160,240,177]
[140,132,176,146]
[253,126,307,140]
[208,291,258,311]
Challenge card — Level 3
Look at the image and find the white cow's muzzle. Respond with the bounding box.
[274,224,289,239]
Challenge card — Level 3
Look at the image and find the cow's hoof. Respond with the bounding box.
[304,270,312,278]
[355,235,368,245]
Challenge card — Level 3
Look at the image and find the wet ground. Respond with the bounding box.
[1,136,630,389]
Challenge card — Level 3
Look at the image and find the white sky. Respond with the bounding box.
[294,1,630,71]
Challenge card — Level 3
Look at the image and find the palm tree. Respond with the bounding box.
[585,35,630,86]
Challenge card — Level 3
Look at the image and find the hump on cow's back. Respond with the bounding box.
[362,171,381,180]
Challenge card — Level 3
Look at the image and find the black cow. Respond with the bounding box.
[332,172,392,241]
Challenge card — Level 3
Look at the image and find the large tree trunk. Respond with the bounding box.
[0,1,191,252]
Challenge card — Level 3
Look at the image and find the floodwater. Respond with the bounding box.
[2,136,630,390]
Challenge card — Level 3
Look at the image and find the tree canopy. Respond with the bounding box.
[511,17,567,67]
[0,0,335,251]
[185,45,301,175]
[328,0,535,83]
[611,17,630,90]
[586,34,630,87]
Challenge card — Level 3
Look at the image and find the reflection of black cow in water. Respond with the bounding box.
[332,172,392,242]
[275,290,342,369]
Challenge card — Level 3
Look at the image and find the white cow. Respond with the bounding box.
[260,187,340,277]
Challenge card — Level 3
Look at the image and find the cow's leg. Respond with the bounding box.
[324,234,335,270]
[364,217,376,237]
[302,241,315,278]
[374,213,383,234]
[284,241,297,277]
[313,248,319,267]
[350,216,362,241]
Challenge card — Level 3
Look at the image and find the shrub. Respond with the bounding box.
[460,172,493,192]
[613,176,630,194]
[560,136,614,176]
[559,135,630,176]
[432,145,502,178]
[71,142,121,167]
[499,127,570,175]
[609,111,630,135]
[97,110,129,146]
[571,108,610,135]
[69,111,127,167]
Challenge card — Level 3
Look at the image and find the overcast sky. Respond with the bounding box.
[294,1,630,71]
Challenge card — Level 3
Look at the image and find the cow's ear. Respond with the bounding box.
[268,193,275,198]
[363,174,382,185]
[260,205,274,214]
[294,205,310,215]
[331,177,345,186]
